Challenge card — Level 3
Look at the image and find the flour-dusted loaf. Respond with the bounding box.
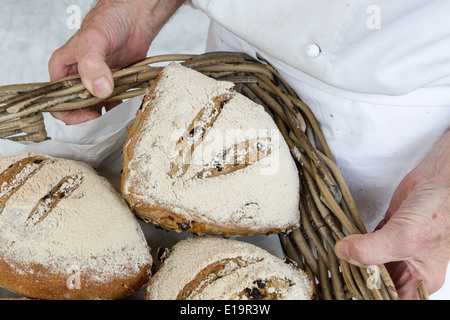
[146,237,314,300]
[0,152,153,300]
[122,63,300,236]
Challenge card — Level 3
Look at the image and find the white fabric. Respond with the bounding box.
[190,2,450,298]
[191,0,450,96]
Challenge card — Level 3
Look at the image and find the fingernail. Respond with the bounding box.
[93,77,113,98]
[334,240,349,260]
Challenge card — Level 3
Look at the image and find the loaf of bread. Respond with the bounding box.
[146,237,314,300]
[0,152,153,300]
[122,63,300,236]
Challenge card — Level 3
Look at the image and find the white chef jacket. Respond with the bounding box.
[190,0,450,299]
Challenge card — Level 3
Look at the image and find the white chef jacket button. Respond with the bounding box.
[305,44,321,58]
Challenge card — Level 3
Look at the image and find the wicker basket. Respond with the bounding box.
[0,52,429,300]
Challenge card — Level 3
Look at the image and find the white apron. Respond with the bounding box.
[190,0,450,299]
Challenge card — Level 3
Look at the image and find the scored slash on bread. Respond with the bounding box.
[0,156,84,228]
[0,156,49,214]
[176,257,262,300]
[196,137,272,179]
[170,93,233,178]
[25,174,83,227]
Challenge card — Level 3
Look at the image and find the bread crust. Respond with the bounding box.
[0,259,149,300]
[122,190,289,236]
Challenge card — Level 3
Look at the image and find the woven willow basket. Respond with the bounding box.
[0,52,430,300]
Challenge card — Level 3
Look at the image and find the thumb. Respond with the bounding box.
[77,30,114,99]
[334,227,408,267]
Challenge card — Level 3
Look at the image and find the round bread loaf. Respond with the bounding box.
[146,237,315,300]
[122,63,300,236]
[0,152,153,300]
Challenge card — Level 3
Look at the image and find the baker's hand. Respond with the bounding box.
[48,0,185,125]
[335,130,450,299]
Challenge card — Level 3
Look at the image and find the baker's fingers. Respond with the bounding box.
[334,223,412,268]
[48,37,79,82]
[77,28,114,99]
